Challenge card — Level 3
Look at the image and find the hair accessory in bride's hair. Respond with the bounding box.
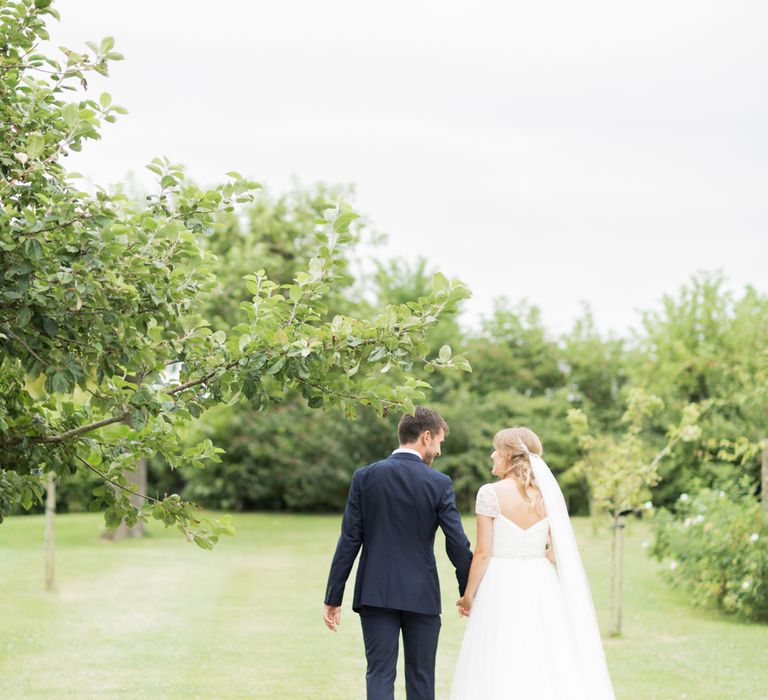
[519,440,530,455]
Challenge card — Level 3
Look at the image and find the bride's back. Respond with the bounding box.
[492,478,547,530]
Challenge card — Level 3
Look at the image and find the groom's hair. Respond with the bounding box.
[398,407,449,444]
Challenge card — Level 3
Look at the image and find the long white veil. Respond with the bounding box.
[529,451,616,699]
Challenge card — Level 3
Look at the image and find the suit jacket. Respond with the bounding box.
[324,451,473,616]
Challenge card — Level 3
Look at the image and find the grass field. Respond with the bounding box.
[0,512,766,699]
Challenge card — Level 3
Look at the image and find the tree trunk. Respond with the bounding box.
[761,441,768,512]
[609,514,625,637]
[103,377,148,540]
[589,494,598,535]
[44,472,56,591]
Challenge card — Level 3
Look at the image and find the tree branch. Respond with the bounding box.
[166,358,239,396]
[297,377,382,406]
[76,454,160,505]
[1,358,239,447]
[2,304,424,446]
[2,327,49,366]
[39,413,129,444]
[18,214,95,237]
[52,333,89,348]
[76,455,195,540]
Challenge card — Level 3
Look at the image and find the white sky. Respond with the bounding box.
[50,1,767,335]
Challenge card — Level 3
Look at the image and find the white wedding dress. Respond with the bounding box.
[450,482,609,700]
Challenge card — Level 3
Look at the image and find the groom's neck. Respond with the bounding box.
[399,443,426,459]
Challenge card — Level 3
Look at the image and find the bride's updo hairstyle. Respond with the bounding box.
[493,427,544,512]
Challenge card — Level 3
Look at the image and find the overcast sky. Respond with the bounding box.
[50,0,767,335]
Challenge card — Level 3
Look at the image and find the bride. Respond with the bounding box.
[450,427,616,700]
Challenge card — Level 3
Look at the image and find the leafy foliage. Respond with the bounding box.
[651,486,768,621]
[179,403,394,512]
[0,1,470,545]
[437,388,582,511]
[568,389,705,520]
[627,273,768,505]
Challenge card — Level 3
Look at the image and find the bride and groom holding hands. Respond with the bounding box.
[323,407,615,699]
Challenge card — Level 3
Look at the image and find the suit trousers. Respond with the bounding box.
[358,606,442,700]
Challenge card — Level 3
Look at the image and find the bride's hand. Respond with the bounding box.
[456,595,472,617]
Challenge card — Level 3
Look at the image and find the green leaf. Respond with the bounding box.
[193,534,215,550]
[104,507,121,529]
[345,362,359,377]
[50,372,69,393]
[236,333,251,352]
[16,308,32,328]
[438,344,452,362]
[214,520,236,537]
[432,272,449,292]
[23,238,43,262]
[308,257,324,281]
[99,92,112,109]
[26,132,45,159]
[368,346,387,363]
[333,212,359,234]
[453,356,472,372]
[62,103,79,129]
[88,499,103,512]
[21,489,34,511]
[42,317,59,337]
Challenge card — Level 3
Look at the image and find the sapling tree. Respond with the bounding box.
[568,389,704,635]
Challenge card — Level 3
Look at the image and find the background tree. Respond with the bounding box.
[627,273,768,506]
[432,301,586,511]
[560,306,627,431]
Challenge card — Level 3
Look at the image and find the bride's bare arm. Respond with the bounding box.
[457,514,494,613]
[546,527,555,564]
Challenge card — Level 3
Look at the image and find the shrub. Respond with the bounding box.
[651,486,768,621]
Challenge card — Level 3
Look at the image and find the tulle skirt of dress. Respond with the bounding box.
[450,557,591,700]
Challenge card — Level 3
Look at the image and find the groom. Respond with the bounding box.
[323,407,473,700]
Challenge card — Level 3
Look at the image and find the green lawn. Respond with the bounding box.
[0,513,765,699]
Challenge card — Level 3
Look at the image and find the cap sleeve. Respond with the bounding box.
[475,483,499,518]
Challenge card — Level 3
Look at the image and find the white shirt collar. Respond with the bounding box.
[392,447,423,459]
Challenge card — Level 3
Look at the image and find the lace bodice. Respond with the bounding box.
[475,483,549,559]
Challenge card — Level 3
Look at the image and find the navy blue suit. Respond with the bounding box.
[325,451,473,699]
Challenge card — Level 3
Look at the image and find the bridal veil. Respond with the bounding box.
[529,452,616,699]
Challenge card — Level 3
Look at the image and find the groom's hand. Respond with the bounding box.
[456,595,472,617]
[323,604,342,632]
